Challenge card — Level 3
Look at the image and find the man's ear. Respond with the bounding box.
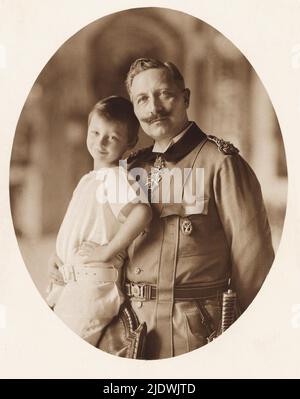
[183,88,190,108]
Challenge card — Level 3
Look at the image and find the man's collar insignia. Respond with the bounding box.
[146,154,166,190]
[153,154,166,169]
[207,135,239,155]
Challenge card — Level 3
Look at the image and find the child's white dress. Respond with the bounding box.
[46,165,147,345]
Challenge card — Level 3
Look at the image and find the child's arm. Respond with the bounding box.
[79,203,152,264]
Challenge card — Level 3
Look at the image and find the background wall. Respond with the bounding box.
[9,7,287,298]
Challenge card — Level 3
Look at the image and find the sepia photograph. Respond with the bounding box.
[9,7,287,360]
[1,0,300,379]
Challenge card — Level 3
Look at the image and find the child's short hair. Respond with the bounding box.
[88,96,139,148]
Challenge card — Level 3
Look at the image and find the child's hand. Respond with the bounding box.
[77,241,111,263]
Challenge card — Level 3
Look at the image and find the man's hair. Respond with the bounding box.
[88,96,139,148]
[125,58,185,95]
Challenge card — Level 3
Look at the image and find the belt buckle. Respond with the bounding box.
[60,265,77,283]
[130,283,151,301]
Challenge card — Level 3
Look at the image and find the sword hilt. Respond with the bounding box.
[221,289,237,333]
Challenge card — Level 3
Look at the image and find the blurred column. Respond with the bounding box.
[249,71,287,249]
[10,85,44,239]
[183,22,252,160]
[249,72,278,184]
[249,71,287,202]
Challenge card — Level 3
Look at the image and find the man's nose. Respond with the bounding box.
[149,95,164,114]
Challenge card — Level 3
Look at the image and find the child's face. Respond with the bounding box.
[87,114,130,168]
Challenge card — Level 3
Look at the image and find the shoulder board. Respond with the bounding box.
[126,146,153,163]
[207,135,239,155]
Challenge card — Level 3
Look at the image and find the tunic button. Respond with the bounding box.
[181,218,193,235]
[135,267,142,275]
[136,301,143,308]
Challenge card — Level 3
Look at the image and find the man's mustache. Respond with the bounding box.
[141,112,170,124]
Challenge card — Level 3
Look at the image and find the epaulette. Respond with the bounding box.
[207,135,239,155]
[126,146,153,164]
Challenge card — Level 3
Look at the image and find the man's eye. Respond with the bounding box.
[137,96,148,104]
[110,136,119,141]
[160,91,172,98]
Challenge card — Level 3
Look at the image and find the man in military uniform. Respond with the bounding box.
[49,58,274,359]
[98,58,274,359]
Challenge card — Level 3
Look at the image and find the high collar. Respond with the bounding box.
[161,122,206,162]
[127,122,207,168]
[152,122,193,154]
[151,122,206,163]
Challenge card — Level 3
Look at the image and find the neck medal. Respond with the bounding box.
[146,154,166,191]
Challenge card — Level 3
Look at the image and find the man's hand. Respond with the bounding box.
[48,253,64,283]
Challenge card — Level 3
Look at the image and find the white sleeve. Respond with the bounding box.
[106,167,149,219]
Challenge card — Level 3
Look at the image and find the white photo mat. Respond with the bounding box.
[0,0,300,378]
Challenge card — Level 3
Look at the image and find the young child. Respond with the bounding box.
[46,96,152,345]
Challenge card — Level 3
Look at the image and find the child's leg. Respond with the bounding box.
[84,331,104,347]
[81,282,124,346]
[82,318,110,346]
[45,281,64,308]
[54,281,124,346]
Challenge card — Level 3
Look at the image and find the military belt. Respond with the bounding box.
[125,280,228,301]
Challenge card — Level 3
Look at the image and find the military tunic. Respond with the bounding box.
[101,122,274,359]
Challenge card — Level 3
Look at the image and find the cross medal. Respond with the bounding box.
[146,154,166,192]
